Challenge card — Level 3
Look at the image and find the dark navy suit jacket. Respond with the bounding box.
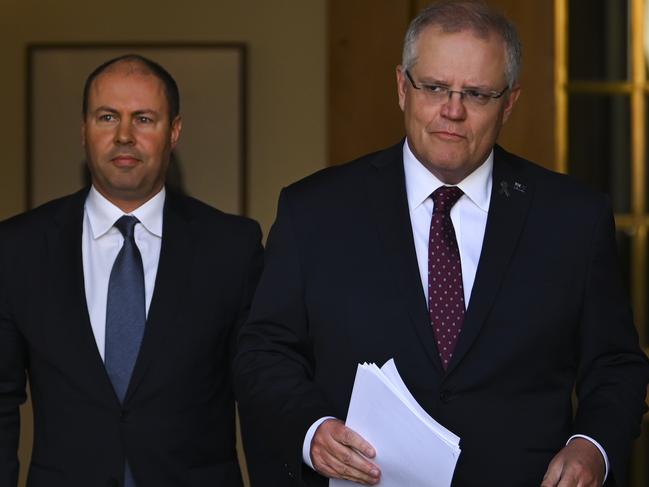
[0,188,263,486]
[235,143,649,487]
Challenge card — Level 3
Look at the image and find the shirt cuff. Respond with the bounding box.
[567,434,609,482]
[302,416,337,469]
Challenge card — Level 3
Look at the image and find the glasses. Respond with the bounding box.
[405,70,509,107]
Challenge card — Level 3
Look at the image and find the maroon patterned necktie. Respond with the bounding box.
[428,186,465,369]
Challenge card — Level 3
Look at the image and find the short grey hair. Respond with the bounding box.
[401,0,522,88]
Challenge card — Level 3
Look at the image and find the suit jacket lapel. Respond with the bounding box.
[124,191,195,402]
[46,188,118,402]
[365,143,444,372]
[446,146,534,373]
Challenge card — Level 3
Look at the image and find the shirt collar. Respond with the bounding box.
[403,139,492,212]
[85,186,166,239]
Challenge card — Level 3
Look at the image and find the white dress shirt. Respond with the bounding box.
[303,141,608,481]
[82,186,165,360]
[403,139,491,305]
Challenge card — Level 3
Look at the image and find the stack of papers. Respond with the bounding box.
[330,359,461,487]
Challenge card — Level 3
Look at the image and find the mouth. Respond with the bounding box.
[431,130,466,141]
[111,155,140,168]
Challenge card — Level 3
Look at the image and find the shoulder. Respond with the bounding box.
[495,145,607,208]
[0,190,86,242]
[166,191,261,242]
[282,142,402,202]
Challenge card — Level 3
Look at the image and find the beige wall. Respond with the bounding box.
[0,2,326,486]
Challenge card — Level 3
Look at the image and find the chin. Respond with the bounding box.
[426,151,465,170]
[108,181,142,193]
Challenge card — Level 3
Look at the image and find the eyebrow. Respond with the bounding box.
[416,75,495,91]
[132,109,160,117]
[93,106,161,117]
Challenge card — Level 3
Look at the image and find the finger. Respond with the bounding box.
[558,463,598,487]
[313,448,378,484]
[541,459,563,487]
[312,429,380,483]
[333,424,376,458]
[318,447,380,485]
[329,436,380,478]
[310,420,380,482]
[555,474,578,487]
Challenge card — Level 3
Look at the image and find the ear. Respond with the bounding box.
[396,65,408,112]
[502,85,521,124]
[81,120,86,147]
[170,116,183,149]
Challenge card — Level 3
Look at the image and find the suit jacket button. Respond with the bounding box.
[107,478,120,487]
[120,410,129,422]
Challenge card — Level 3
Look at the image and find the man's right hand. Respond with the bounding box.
[310,418,381,485]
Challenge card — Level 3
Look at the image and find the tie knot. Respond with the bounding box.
[114,215,139,239]
[432,186,464,213]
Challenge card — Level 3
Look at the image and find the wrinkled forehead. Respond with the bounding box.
[412,27,508,85]
[415,26,506,67]
[416,23,505,54]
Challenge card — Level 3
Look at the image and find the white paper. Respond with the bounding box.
[330,359,460,487]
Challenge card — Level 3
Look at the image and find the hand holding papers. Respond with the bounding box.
[330,359,461,487]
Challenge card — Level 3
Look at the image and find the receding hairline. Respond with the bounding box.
[82,54,181,121]
[88,60,165,91]
[84,62,171,122]
[411,23,507,64]
[401,1,522,87]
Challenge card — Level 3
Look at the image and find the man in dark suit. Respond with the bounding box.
[234,2,649,486]
[0,54,262,486]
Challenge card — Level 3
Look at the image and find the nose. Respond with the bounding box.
[440,91,467,120]
[114,121,134,145]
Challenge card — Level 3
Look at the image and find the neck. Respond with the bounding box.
[91,184,163,213]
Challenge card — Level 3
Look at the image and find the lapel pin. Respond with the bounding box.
[499,181,510,197]
[513,182,527,193]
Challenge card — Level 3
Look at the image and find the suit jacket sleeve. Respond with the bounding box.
[235,189,332,484]
[227,219,264,371]
[573,196,649,485]
[0,224,28,487]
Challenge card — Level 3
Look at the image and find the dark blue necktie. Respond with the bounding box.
[105,215,145,487]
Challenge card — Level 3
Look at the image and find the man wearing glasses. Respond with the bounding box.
[235,1,649,486]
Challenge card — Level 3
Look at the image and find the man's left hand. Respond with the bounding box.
[540,437,605,487]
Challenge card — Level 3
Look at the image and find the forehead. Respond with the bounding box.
[413,26,507,84]
[88,66,168,113]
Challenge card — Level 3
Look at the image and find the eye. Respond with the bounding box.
[422,84,448,94]
[463,90,489,102]
[98,113,117,122]
[136,116,153,124]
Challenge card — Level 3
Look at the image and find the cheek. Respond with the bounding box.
[140,133,171,154]
[470,115,500,143]
[86,131,114,150]
[406,104,436,130]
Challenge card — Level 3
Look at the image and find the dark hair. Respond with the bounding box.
[82,54,180,120]
[402,0,522,87]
